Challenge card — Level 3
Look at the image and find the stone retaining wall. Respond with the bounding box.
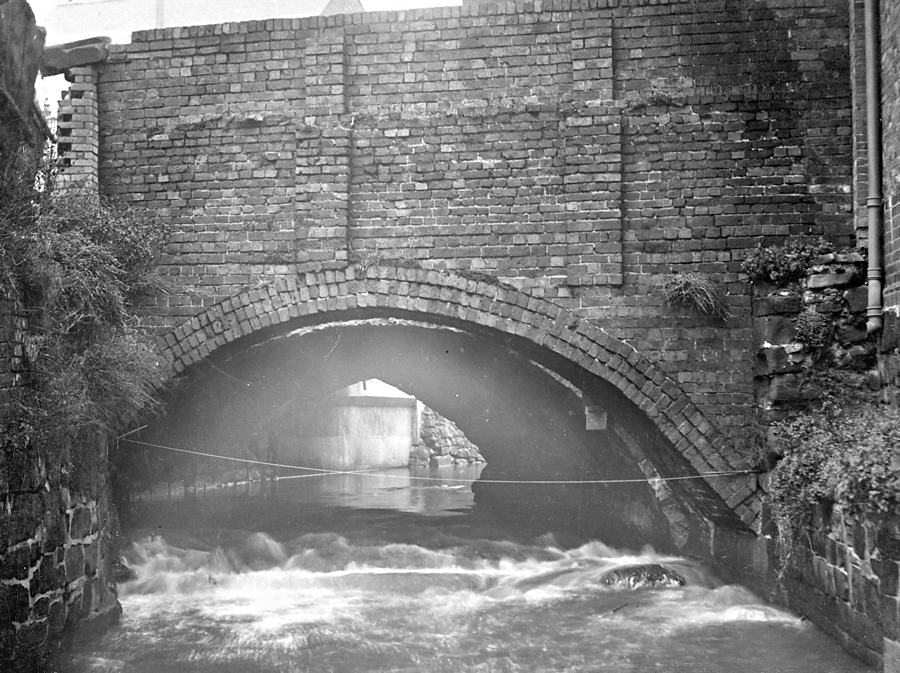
[750,244,900,670]
[753,250,874,422]
[785,507,900,670]
[0,436,121,672]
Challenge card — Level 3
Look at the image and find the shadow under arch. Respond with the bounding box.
[150,265,759,535]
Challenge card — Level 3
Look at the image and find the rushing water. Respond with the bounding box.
[54,468,873,673]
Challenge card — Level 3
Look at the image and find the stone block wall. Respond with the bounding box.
[92,0,856,477]
[0,435,121,672]
[753,251,874,420]
[747,243,900,669]
[785,507,900,670]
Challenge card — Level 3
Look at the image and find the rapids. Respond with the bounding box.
[53,470,873,673]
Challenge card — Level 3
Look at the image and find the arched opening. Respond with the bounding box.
[81,289,868,673]
[116,312,743,554]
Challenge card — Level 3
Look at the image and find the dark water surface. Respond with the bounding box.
[53,468,873,673]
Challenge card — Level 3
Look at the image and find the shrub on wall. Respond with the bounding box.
[0,170,170,446]
[770,374,900,573]
[742,238,831,285]
[662,272,732,320]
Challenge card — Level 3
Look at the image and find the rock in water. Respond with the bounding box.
[600,563,685,589]
[111,557,137,583]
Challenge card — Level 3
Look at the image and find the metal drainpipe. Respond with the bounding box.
[865,0,884,334]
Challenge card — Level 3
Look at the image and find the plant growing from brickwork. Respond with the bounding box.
[769,373,900,581]
[742,238,832,285]
[662,272,732,320]
[0,169,171,450]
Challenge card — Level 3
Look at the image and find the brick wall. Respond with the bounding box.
[850,0,869,247]
[55,67,101,196]
[94,0,854,490]
[883,0,900,312]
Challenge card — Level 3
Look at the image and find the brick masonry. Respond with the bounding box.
[883,0,900,312]
[88,0,856,532]
[158,265,759,523]
[55,67,101,196]
[850,0,869,248]
[879,4,900,668]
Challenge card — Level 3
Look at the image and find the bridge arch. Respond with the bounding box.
[155,265,757,527]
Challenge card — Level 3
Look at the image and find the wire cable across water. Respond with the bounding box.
[120,438,759,486]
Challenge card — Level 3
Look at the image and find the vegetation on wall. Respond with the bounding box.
[793,309,833,351]
[747,237,899,577]
[742,238,832,285]
[0,166,170,455]
[662,272,732,320]
[769,374,900,571]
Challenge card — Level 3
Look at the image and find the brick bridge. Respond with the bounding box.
[54,0,856,535]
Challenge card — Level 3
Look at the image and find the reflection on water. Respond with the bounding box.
[54,466,874,673]
[269,464,485,513]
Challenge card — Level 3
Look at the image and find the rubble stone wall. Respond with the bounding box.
[413,405,486,467]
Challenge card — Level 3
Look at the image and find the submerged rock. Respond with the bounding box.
[600,563,685,589]
[111,556,137,583]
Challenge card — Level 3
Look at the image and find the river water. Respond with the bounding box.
[54,467,873,673]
